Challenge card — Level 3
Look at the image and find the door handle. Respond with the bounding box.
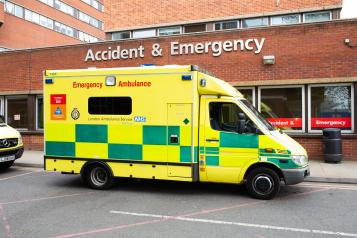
[206,139,219,142]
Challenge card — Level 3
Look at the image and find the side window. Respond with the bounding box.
[209,102,256,133]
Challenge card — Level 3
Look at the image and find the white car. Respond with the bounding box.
[0,116,24,169]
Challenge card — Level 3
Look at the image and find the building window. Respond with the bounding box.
[158,26,181,36]
[184,24,206,33]
[39,0,54,7]
[81,0,104,12]
[132,29,156,39]
[304,11,331,23]
[271,14,300,25]
[36,96,43,130]
[309,84,353,132]
[88,97,132,115]
[6,96,28,130]
[242,17,268,28]
[259,86,304,131]
[235,87,255,106]
[112,31,131,40]
[214,21,238,30]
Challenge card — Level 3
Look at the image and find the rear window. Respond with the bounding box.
[88,97,132,115]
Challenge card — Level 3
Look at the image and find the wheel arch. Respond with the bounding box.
[80,160,114,178]
[242,162,284,182]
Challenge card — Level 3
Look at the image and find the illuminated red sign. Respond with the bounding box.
[311,117,351,128]
[50,94,66,104]
[266,118,302,128]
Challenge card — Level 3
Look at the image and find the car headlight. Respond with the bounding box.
[291,155,308,166]
[18,135,23,145]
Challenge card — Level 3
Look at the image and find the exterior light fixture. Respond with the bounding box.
[105,76,116,86]
[263,55,275,65]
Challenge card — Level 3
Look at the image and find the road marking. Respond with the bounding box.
[297,182,357,191]
[110,210,357,237]
[0,192,95,206]
[0,170,41,181]
[0,204,12,238]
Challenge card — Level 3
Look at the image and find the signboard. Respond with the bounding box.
[50,94,66,120]
[311,117,351,128]
[84,38,266,62]
[266,118,302,128]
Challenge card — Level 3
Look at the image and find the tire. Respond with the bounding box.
[245,167,280,200]
[0,161,14,170]
[83,164,113,190]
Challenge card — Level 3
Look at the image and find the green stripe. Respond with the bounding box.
[220,132,258,148]
[76,124,107,143]
[205,147,219,152]
[260,153,290,158]
[108,144,142,160]
[46,141,75,157]
[206,156,219,166]
[143,126,167,145]
[180,146,198,163]
[266,158,300,169]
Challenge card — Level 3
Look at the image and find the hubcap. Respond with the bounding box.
[90,167,108,187]
[253,175,273,195]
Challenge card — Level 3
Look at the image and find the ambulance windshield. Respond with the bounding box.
[240,99,276,131]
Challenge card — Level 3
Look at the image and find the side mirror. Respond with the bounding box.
[237,113,245,134]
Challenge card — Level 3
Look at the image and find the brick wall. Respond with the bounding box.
[104,0,342,31]
[0,20,357,159]
[22,134,44,151]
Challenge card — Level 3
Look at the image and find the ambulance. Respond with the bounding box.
[0,116,24,169]
[43,65,309,199]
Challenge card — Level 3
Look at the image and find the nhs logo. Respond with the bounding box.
[134,116,146,122]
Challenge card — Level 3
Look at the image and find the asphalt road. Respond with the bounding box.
[1,166,357,238]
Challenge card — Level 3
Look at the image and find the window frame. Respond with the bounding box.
[303,11,332,23]
[5,95,29,131]
[184,23,207,33]
[214,20,239,31]
[258,85,305,133]
[308,83,354,133]
[158,26,182,36]
[242,17,269,28]
[235,87,256,107]
[132,29,157,39]
[0,96,4,117]
[36,95,43,130]
[271,14,301,26]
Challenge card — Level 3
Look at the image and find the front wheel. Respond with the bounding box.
[245,167,280,200]
[83,164,113,190]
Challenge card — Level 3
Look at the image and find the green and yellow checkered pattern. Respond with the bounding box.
[45,123,197,163]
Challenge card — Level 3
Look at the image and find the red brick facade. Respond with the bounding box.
[1,19,357,160]
[104,0,342,31]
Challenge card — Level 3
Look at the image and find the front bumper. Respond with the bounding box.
[282,166,310,185]
[0,146,24,162]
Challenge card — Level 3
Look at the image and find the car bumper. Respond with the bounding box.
[282,166,310,185]
[0,146,24,162]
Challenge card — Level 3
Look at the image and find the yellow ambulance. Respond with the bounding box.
[0,116,24,169]
[44,65,309,199]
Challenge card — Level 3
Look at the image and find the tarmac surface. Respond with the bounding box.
[1,166,357,238]
[14,150,357,184]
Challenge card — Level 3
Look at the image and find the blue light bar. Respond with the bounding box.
[182,75,192,81]
[141,64,156,67]
[45,79,53,84]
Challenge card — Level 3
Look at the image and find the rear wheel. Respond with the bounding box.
[0,161,14,170]
[83,164,113,190]
[246,167,280,200]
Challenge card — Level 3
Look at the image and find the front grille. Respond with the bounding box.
[0,138,18,149]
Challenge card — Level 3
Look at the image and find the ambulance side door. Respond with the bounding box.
[200,98,259,183]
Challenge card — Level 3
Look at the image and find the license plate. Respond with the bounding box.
[0,155,15,162]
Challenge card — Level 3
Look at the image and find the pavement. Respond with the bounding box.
[14,150,357,184]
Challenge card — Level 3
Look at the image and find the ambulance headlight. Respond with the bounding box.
[105,76,116,86]
[18,135,23,145]
[291,155,308,166]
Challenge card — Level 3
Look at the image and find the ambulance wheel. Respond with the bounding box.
[85,164,113,190]
[0,161,14,169]
[245,167,280,200]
